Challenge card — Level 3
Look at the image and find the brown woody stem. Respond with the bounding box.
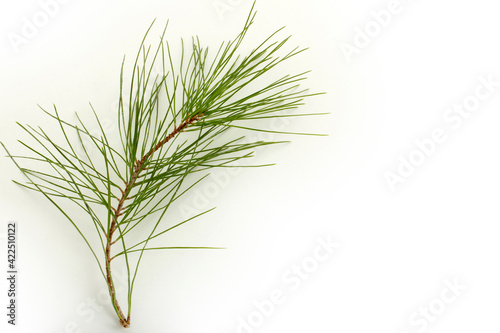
[104,113,203,327]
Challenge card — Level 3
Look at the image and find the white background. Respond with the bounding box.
[1,0,500,332]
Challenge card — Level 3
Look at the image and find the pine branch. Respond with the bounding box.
[1,2,325,328]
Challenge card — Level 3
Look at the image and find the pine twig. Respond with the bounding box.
[1,1,325,327]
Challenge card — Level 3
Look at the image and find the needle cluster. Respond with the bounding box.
[2,3,324,327]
